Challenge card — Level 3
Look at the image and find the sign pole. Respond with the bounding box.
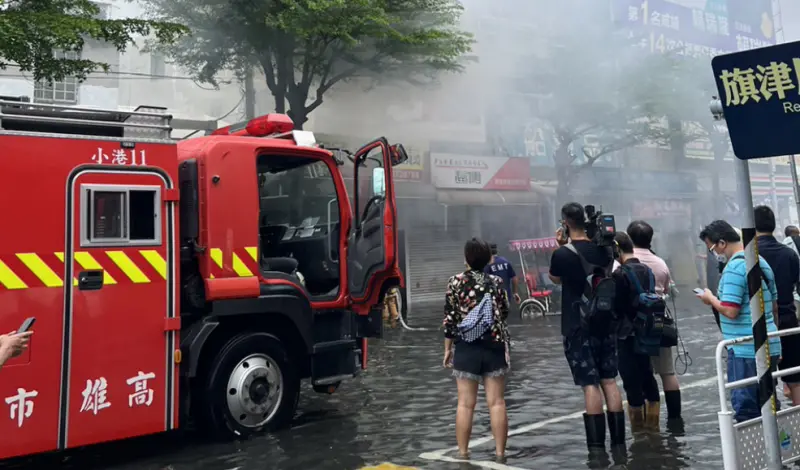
[790,155,800,223]
[735,156,782,469]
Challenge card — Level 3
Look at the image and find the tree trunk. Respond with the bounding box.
[554,143,573,209]
[286,94,307,130]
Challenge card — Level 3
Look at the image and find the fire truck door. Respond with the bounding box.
[348,138,396,304]
[62,170,177,450]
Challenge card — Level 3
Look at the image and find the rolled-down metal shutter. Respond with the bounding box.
[406,227,470,321]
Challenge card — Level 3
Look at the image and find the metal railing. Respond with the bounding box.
[716,326,800,469]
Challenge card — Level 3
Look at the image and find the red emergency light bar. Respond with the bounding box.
[211,113,294,137]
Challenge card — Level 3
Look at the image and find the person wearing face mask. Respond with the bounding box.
[697,220,782,422]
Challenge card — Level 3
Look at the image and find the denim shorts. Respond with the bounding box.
[727,348,781,422]
[452,340,508,382]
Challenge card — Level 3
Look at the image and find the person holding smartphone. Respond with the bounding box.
[0,330,33,369]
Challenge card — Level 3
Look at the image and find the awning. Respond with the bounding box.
[435,189,542,206]
[509,237,559,252]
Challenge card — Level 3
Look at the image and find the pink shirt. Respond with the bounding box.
[633,248,672,295]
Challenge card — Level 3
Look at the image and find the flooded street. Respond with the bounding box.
[1,297,745,469]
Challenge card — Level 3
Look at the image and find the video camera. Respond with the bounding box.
[585,205,616,247]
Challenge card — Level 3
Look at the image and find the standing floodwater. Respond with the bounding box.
[0,296,742,469]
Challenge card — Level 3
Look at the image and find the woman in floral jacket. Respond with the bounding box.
[443,238,510,461]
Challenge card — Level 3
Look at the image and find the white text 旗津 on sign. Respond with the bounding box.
[719,59,800,113]
[91,148,148,166]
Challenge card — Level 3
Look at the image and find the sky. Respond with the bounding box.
[780,0,800,41]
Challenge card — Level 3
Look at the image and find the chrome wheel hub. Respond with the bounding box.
[226,353,283,428]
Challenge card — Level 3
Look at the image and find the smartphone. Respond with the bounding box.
[17,317,35,333]
[693,288,704,296]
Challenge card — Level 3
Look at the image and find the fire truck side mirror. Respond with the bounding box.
[389,144,409,166]
[372,168,386,197]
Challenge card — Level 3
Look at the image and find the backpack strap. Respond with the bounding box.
[620,264,645,295]
[565,243,596,301]
[621,263,657,295]
[564,243,595,277]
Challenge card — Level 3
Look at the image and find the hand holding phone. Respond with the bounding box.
[693,288,704,296]
[17,317,35,333]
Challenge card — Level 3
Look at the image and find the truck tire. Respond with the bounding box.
[202,332,299,438]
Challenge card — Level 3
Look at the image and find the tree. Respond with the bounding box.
[141,0,473,129]
[652,52,734,214]
[490,0,707,205]
[0,0,187,82]
[515,29,690,204]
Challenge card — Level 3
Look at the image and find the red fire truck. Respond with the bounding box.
[0,97,406,460]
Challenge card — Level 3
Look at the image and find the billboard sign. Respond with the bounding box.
[711,41,800,159]
[613,0,776,59]
[430,154,531,190]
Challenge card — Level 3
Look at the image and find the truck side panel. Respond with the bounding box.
[0,135,69,458]
[0,135,180,459]
[64,166,178,448]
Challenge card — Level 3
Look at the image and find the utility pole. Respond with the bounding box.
[769,158,779,213]
[244,67,256,120]
[711,97,783,470]
[790,155,800,223]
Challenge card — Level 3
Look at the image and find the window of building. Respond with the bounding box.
[33,51,79,105]
[81,185,161,246]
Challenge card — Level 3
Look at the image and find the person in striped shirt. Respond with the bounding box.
[697,220,781,422]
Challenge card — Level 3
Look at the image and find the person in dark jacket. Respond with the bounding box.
[612,232,662,431]
[443,238,510,461]
[754,206,800,405]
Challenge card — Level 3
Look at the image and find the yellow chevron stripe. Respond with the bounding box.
[210,248,223,268]
[54,252,79,286]
[74,252,117,285]
[0,259,27,289]
[17,253,63,287]
[106,251,150,283]
[232,253,253,277]
[140,250,167,279]
[245,246,258,262]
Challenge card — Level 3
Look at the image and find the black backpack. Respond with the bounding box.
[620,263,668,356]
[564,243,616,331]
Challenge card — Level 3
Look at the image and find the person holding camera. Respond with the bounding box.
[549,202,624,451]
[626,220,682,422]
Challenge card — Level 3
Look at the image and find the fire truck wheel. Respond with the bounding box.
[204,332,299,437]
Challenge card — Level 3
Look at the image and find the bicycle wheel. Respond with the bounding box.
[520,299,546,318]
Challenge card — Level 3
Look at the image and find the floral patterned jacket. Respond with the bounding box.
[443,270,510,344]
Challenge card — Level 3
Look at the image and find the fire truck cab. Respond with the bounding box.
[0,98,406,460]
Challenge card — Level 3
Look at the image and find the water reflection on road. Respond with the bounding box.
[1,298,735,469]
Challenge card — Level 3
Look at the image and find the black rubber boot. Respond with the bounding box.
[607,411,626,446]
[664,390,682,420]
[583,413,606,450]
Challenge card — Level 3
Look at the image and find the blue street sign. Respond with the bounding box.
[712,41,800,159]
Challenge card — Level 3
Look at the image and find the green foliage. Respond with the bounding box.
[142,0,474,128]
[0,0,187,82]
[523,31,678,170]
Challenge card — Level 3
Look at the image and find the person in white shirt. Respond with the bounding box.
[627,221,682,423]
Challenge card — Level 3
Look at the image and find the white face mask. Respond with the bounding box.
[715,252,728,265]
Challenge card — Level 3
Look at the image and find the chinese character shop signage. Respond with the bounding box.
[614,0,776,58]
[430,154,531,191]
[712,40,800,159]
